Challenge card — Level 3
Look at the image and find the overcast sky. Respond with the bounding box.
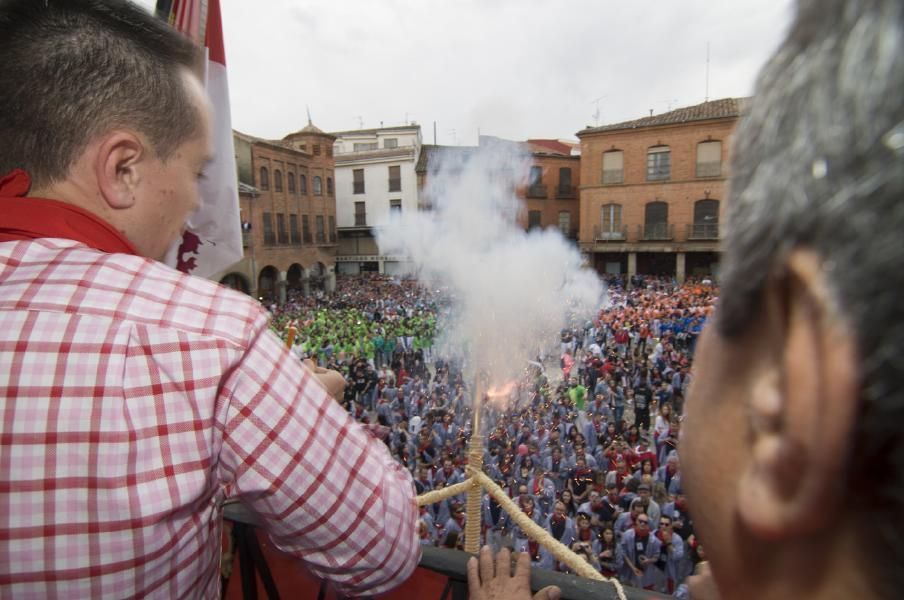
[137,0,795,145]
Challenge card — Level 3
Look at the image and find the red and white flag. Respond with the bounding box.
[157,0,242,278]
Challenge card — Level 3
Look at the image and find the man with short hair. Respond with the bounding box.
[0,1,419,597]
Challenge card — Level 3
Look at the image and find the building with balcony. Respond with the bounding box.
[576,98,744,281]
[217,123,338,302]
[331,125,422,275]
[520,138,581,240]
[415,136,580,241]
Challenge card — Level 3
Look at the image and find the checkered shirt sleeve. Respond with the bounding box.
[0,239,420,598]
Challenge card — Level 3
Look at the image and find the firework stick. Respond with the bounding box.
[464,378,485,553]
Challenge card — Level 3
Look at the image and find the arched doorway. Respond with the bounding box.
[287,263,304,292]
[258,265,279,302]
[309,262,326,292]
[219,272,250,295]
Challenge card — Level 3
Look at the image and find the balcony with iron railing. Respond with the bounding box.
[638,223,674,241]
[354,214,367,227]
[556,185,576,199]
[242,231,252,248]
[222,502,669,600]
[526,184,548,199]
[687,222,720,239]
[315,232,326,244]
[593,225,627,242]
[263,231,277,246]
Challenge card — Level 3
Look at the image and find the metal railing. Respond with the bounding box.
[527,184,548,199]
[687,222,719,239]
[389,179,402,192]
[556,185,576,199]
[315,232,326,244]
[593,225,627,241]
[263,232,276,246]
[221,503,669,600]
[696,161,722,178]
[354,215,367,227]
[242,232,251,248]
[353,182,365,194]
[601,169,623,185]
[639,223,674,240]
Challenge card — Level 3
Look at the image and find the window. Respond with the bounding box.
[288,172,296,193]
[600,203,623,240]
[602,150,623,184]
[327,177,334,195]
[527,210,542,230]
[354,142,378,152]
[274,170,283,192]
[276,213,287,243]
[259,166,269,190]
[384,138,398,149]
[644,201,670,239]
[354,201,366,226]
[326,145,333,158]
[315,215,325,243]
[329,216,336,242]
[302,215,312,243]
[388,165,401,192]
[313,176,322,195]
[696,141,722,177]
[313,144,321,156]
[558,211,571,236]
[290,214,300,244]
[646,146,671,181]
[527,166,545,198]
[262,212,275,245]
[353,169,365,194]
[691,199,720,238]
[300,174,307,194]
[390,199,402,216]
[557,167,573,197]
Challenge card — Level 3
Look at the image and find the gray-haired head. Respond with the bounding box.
[717,0,904,593]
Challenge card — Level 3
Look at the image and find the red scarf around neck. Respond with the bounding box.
[0,169,138,255]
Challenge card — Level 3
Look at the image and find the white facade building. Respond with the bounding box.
[331,125,422,275]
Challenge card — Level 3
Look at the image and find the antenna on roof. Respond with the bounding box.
[306,105,312,126]
[705,41,711,102]
[591,96,606,126]
[356,116,364,129]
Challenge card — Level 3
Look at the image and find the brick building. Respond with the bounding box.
[520,138,581,240]
[217,123,338,302]
[576,98,745,281]
[416,136,581,241]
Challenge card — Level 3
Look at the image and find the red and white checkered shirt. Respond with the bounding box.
[0,238,420,599]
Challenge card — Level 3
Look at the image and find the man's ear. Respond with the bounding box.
[737,249,859,540]
[95,131,146,210]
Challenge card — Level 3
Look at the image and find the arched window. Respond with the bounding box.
[646,146,671,181]
[643,201,670,239]
[691,199,720,238]
[300,174,307,194]
[274,169,283,192]
[287,172,296,193]
[313,176,323,195]
[259,166,269,190]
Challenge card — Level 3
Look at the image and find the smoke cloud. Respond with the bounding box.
[376,142,606,392]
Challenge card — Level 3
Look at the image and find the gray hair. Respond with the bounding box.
[717,0,904,593]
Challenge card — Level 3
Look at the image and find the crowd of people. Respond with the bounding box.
[270,272,716,596]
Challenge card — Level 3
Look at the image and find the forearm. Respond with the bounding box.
[219,326,420,595]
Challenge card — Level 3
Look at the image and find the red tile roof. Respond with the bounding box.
[577,97,747,136]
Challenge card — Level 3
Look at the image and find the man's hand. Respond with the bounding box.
[302,359,346,399]
[467,546,560,600]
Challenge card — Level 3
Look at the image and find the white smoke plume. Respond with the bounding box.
[376,141,606,391]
